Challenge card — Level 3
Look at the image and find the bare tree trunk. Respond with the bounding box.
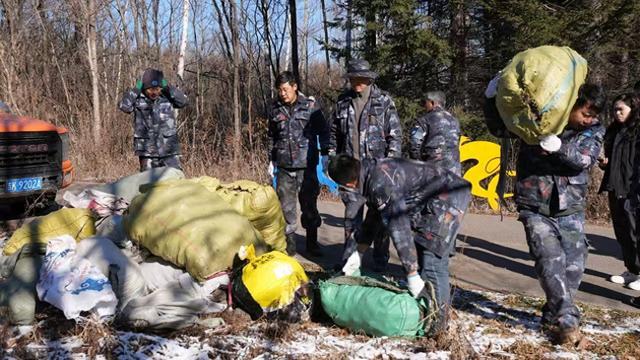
[34,0,73,120]
[302,0,309,90]
[247,71,253,148]
[259,0,276,83]
[450,0,468,106]
[153,0,161,61]
[230,0,242,159]
[282,4,291,73]
[130,0,143,68]
[177,0,190,81]
[345,0,352,64]
[320,0,331,86]
[86,0,101,141]
[288,0,300,86]
[140,0,151,60]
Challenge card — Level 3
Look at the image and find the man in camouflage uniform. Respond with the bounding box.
[329,59,402,270]
[329,154,471,328]
[515,84,606,344]
[119,68,188,171]
[409,91,461,175]
[268,71,330,256]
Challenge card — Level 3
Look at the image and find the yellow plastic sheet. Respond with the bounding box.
[240,244,308,312]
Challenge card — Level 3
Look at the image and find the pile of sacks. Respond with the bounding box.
[0,167,438,338]
[0,167,298,330]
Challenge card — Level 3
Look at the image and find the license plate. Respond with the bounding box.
[6,177,43,193]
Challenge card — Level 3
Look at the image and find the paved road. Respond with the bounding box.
[294,201,640,312]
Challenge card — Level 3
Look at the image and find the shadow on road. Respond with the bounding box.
[586,233,622,260]
[320,212,343,228]
[455,234,633,305]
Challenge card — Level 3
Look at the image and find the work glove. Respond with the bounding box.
[539,134,561,153]
[342,251,362,276]
[407,273,425,298]
[268,162,276,178]
[161,79,170,97]
[134,79,143,95]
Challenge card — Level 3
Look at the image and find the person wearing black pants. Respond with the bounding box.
[599,93,640,290]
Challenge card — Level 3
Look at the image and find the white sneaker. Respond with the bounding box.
[609,271,639,284]
[629,279,640,291]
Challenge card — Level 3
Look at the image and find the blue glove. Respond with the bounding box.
[321,155,329,174]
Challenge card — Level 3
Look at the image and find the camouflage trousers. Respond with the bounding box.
[139,155,182,172]
[519,210,588,329]
[339,188,390,267]
[275,167,322,238]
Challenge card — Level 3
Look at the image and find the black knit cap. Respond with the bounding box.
[142,68,164,90]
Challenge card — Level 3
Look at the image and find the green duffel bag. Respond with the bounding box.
[319,276,437,337]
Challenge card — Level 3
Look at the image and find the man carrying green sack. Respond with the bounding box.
[328,155,471,330]
[118,68,188,172]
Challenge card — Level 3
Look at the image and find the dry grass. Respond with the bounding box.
[502,293,545,311]
[579,302,640,327]
[75,316,118,358]
[412,322,479,360]
[585,332,640,357]
[503,340,549,359]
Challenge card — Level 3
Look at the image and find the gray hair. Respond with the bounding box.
[425,91,446,107]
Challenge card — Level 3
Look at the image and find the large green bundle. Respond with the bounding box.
[3,208,95,255]
[319,276,436,337]
[496,45,588,144]
[187,177,286,252]
[124,180,265,282]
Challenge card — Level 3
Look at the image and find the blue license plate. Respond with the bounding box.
[6,177,43,193]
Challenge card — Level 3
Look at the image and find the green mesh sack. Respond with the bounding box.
[319,276,437,337]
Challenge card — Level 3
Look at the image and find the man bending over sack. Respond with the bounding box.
[515,84,606,344]
[328,154,471,329]
[119,68,188,171]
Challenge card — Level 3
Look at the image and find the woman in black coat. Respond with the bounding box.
[599,93,640,291]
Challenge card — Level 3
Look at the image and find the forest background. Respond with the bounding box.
[1,0,639,218]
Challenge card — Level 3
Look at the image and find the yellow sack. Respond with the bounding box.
[233,244,308,317]
[190,177,287,252]
[496,45,588,145]
[124,180,265,282]
[3,208,95,255]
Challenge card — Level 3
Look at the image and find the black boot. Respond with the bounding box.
[305,228,322,257]
[286,233,296,256]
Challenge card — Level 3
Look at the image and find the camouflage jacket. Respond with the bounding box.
[329,85,402,159]
[515,122,605,216]
[361,158,471,271]
[268,93,330,169]
[409,106,461,175]
[118,86,188,157]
